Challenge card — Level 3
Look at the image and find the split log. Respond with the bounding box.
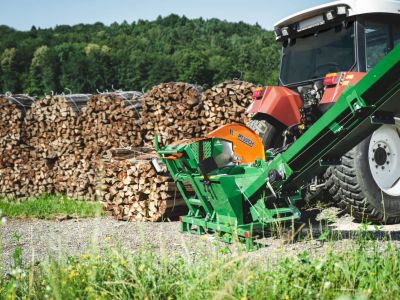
[141,82,202,147]
[0,145,54,199]
[81,93,143,155]
[23,94,89,159]
[0,95,34,150]
[201,80,256,132]
[101,148,187,221]
[53,148,101,201]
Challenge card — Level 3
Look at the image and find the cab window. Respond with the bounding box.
[365,23,390,70]
[394,25,400,46]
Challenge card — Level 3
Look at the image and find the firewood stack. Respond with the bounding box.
[53,149,101,201]
[141,82,202,147]
[81,93,143,155]
[0,95,34,150]
[0,145,54,198]
[201,80,256,132]
[23,94,89,159]
[101,148,187,221]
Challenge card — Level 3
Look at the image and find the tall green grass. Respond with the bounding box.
[0,194,103,219]
[1,234,399,299]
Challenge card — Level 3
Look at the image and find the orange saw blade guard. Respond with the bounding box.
[205,123,265,164]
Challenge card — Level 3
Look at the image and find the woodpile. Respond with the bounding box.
[0,145,54,199]
[0,95,34,150]
[81,93,143,155]
[23,94,89,159]
[201,80,256,132]
[0,81,257,222]
[141,82,202,147]
[101,148,187,221]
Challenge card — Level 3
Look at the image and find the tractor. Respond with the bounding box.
[247,0,400,223]
[155,0,400,249]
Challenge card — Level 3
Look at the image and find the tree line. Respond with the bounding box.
[0,15,281,96]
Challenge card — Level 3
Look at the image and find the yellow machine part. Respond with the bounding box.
[205,123,265,164]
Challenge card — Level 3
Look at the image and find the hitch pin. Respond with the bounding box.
[266,180,277,198]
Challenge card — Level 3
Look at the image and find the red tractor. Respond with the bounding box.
[247,0,400,223]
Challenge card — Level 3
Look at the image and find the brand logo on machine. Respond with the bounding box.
[237,134,254,147]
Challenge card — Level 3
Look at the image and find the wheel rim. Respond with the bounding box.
[368,124,400,196]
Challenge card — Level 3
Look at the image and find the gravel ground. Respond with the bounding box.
[2,208,400,272]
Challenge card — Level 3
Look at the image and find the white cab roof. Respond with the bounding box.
[275,0,400,29]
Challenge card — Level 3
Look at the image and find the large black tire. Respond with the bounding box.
[325,136,400,224]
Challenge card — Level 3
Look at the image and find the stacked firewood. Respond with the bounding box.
[53,149,101,201]
[0,95,34,150]
[0,81,258,222]
[0,145,54,198]
[101,148,186,221]
[201,80,256,132]
[81,93,143,155]
[141,82,202,146]
[23,94,89,159]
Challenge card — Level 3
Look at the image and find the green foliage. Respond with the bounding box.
[0,238,399,299]
[0,194,103,219]
[0,16,280,95]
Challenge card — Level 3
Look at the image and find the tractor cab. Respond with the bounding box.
[275,0,400,89]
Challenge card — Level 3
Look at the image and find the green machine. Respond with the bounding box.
[155,44,400,249]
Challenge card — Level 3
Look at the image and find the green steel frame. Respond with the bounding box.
[156,44,400,250]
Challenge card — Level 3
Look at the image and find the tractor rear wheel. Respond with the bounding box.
[325,125,400,224]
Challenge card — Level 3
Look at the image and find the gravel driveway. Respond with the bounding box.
[2,209,400,272]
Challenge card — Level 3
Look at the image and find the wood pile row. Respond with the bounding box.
[0,95,34,150]
[201,80,256,132]
[0,80,256,222]
[101,148,187,221]
[81,93,143,155]
[141,82,203,147]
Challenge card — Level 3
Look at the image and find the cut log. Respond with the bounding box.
[24,94,89,159]
[0,95,34,150]
[100,148,187,221]
[81,93,143,155]
[141,82,202,147]
[201,80,256,132]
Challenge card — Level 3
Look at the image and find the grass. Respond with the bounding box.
[0,194,104,219]
[0,230,399,300]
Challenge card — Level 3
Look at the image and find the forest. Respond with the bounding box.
[0,15,280,95]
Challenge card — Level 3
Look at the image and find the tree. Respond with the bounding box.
[27,45,59,95]
[0,48,18,93]
[0,15,281,95]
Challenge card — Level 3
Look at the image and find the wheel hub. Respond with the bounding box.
[373,146,388,166]
[368,124,400,196]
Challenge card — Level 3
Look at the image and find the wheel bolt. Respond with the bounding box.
[382,166,385,170]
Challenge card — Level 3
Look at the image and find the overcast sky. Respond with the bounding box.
[2,0,331,31]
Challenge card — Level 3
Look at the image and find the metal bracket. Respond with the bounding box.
[370,111,395,125]
[320,157,342,166]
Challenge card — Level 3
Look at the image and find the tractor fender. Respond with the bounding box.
[246,86,302,127]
